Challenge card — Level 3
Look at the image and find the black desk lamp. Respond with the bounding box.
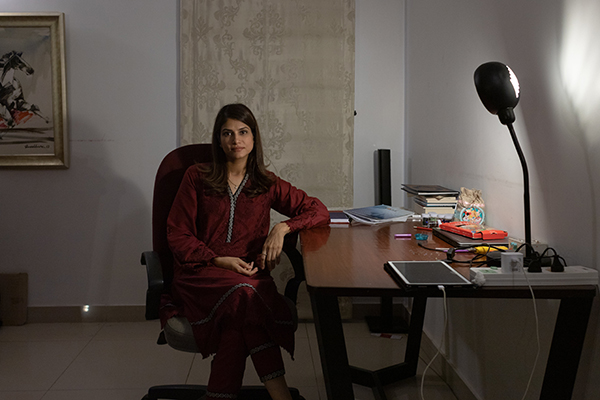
[474,62,537,270]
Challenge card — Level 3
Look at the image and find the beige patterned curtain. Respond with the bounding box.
[180,0,355,209]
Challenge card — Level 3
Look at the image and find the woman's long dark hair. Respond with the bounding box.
[201,103,274,197]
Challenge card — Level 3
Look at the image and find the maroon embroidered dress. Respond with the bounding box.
[162,164,329,362]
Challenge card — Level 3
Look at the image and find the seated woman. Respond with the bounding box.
[164,103,330,400]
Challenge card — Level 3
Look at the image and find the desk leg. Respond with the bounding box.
[404,296,428,376]
[539,297,593,400]
[349,296,428,400]
[310,291,354,400]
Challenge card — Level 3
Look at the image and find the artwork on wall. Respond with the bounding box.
[0,13,68,168]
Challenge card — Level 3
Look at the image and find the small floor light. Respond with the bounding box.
[474,62,538,270]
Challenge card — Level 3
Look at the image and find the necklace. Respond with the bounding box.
[228,178,239,190]
[228,168,246,192]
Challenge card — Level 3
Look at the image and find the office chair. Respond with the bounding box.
[140,144,306,400]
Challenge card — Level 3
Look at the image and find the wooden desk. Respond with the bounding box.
[300,223,596,400]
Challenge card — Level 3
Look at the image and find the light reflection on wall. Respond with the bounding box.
[560,0,600,137]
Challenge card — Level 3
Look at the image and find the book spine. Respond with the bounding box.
[413,203,456,215]
[414,195,458,204]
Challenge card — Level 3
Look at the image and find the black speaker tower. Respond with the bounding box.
[366,149,409,334]
[376,149,392,206]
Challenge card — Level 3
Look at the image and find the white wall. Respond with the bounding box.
[405,0,600,398]
[354,0,405,208]
[0,0,177,306]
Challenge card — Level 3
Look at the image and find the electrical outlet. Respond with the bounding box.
[508,237,547,255]
[501,252,523,273]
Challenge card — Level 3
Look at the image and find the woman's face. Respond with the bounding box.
[219,118,254,163]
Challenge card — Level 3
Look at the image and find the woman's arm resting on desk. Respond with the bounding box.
[271,176,330,232]
[259,176,329,271]
[260,222,292,271]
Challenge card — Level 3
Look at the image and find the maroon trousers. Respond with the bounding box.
[205,323,286,399]
[162,268,295,398]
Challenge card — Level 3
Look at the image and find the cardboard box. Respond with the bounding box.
[0,273,28,326]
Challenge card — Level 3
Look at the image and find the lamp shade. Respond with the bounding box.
[474,62,520,124]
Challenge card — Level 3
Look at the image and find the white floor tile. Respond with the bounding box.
[294,385,321,400]
[353,383,378,400]
[186,354,212,385]
[346,335,407,371]
[51,339,194,390]
[385,376,459,400]
[0,341,88,391]
[0,323,102,342]
[295,322,309,339]
[0,392,45,400]
[93,320,162,341]
[282,337,320,388]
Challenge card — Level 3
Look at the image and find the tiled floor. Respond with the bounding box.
[0,320,459,400]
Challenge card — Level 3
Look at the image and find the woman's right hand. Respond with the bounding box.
[211,256,258,276]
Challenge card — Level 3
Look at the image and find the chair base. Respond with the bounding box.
[144,384,206,400]
[143,384,304,400]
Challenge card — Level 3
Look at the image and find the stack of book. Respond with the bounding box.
[401,184,459,216]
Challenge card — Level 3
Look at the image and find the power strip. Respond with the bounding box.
[470,266,598,287]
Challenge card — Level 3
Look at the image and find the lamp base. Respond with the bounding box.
[486,251,560,272]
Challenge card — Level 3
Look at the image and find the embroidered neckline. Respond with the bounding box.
[225,174,249,243]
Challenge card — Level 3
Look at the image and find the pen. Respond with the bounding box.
[414,226,432,231]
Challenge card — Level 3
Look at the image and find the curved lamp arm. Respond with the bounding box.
[474,62,534,263]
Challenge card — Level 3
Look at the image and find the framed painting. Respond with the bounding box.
[0,13,68,168]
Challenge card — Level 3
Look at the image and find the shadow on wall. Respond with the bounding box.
[558,2,600,399]
[489,1,600,399]
[490,0,598,268]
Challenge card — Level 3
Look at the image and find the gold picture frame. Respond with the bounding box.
[0,13,68,168]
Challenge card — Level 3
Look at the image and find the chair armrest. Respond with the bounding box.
[282,233,305,304]
[141,251,164,320]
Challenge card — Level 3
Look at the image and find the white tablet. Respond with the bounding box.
[385,260,474,290]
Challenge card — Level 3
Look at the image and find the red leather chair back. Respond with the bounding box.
[151,144,213,287]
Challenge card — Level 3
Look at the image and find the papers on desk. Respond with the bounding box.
[343,205,414,225]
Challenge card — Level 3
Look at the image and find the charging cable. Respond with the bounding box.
[520,270,541,400]
[420,285,448,400]
[417,278,539,400]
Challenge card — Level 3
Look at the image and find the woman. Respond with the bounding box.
[164,103,330,400]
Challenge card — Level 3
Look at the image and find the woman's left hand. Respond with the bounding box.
[259,222,291,271]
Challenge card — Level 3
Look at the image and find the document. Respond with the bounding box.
[343,205,414,224]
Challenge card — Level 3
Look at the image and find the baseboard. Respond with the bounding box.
[24,300,405,324]
[26,305,147,323]
[420,330,479,400]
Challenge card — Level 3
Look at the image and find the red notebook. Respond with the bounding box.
[440,221,507,240]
